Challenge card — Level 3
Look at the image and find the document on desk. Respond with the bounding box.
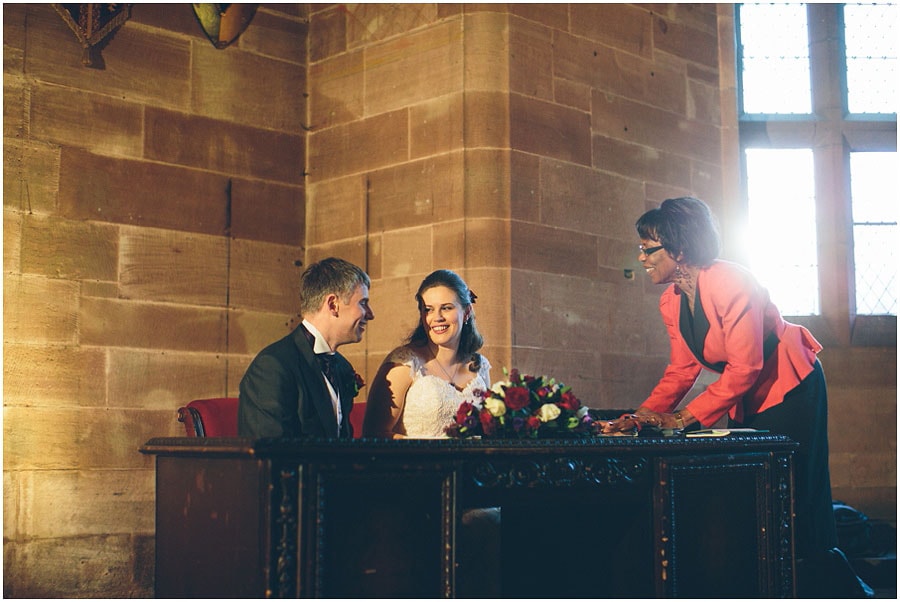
[686,428,769,438]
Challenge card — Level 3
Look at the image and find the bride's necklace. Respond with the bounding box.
[431,347,461,388]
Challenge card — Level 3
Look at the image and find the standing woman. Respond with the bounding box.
[364,269,491,438]
[603,197,872,598]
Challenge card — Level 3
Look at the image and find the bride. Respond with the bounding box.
[363,269,490,439]
[363,269,500,597]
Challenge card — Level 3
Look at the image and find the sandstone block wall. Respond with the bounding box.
[3,5,308,596]
[304,3,734,408]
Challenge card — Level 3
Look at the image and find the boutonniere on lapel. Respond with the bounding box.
[353,372,366,398]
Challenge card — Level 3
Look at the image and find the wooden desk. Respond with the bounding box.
[140,435,797,598]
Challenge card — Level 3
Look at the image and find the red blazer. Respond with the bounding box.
[641,260,822,426]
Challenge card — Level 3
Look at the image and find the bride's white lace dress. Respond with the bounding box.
[387,346,492,438]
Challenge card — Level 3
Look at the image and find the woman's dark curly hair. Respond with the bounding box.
[635,196,721,267]
[407,269,483,372]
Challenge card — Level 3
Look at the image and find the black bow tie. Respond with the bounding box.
[302,325,338,390]
[317,352,339,390]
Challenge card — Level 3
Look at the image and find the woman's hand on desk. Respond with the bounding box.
[601,408,693,433]
[600,413,651,434]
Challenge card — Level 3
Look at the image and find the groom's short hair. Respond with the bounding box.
[299,257,370,316]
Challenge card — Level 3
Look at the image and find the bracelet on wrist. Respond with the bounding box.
[674,412,685,429]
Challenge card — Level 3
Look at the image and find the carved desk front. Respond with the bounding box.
[141,435,797,598]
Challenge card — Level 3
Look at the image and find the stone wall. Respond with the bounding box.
[306,3,736,402]
[3,4,308,597]
[505,3,734,404]
[3,3,895,598]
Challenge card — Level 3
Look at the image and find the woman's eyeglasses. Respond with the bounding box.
[639,244,665,256]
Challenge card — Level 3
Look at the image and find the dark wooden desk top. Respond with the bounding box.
[141,432,798,457]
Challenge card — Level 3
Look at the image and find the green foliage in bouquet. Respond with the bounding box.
[446,368,597,439]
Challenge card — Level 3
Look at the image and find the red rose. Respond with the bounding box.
[353,372,366,397]
[456,401,475,424]
[504,386,530,410]
[559,391,580,411]
[479,409,496,435]
[525,416,541,431]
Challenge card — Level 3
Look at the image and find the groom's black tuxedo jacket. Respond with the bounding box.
[238,324,355,439]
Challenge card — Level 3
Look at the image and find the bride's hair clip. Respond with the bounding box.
[469,290,477,304]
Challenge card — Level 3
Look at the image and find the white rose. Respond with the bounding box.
[484,398,507,417]
[538,403,561,423]
[577,406,589,419]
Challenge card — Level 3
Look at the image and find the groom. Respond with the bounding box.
[238,257,374,439]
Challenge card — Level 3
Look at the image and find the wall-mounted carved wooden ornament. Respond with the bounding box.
[192,4,259,49]
[52,3,132,68]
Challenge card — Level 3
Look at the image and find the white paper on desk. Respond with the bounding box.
[686,428,768,438]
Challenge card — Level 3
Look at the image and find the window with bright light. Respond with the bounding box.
[738,3,811,114]
[737,3,898,320]
[850,152,898,314]
[745,149,819,315]
[844,3,898,114]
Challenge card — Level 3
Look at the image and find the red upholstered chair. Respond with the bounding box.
[177,397,239,437]
[178,397,367,438]
[349,402,366,439]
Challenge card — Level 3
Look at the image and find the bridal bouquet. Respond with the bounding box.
[446,368,596,439]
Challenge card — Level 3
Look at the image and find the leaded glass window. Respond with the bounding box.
[737,3,897,318]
